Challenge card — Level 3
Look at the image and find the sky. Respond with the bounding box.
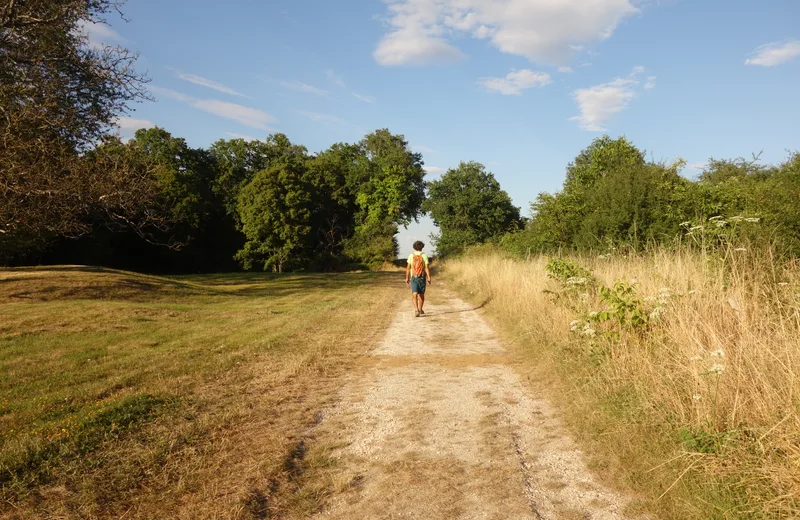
[88,0,799,257]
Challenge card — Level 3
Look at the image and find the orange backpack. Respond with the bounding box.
[411,253,425,278]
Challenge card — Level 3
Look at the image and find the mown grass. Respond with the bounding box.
[0,266,402,519]
[444,246,800,519]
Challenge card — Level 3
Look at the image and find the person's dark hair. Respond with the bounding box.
[413,241,425,251]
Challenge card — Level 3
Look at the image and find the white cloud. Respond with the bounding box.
[570,66,648,131]
[113,117,153,139]
[327,69,346,88]
[115,117,154,131]
[352,92,376,104]
[414,145,434,153]
[299,111,346,125]
[76,20,126,49]
[175,72,246,97]
[745,40,800,67]
[558,66,574,73]
[149,86,277,130]
[479,69,552,95]
[644,76,657,89]
[687,161,707,171]
[280,80,334,98]
[374,0,639,66]
[224,132,260,142]
[423,165,446,174]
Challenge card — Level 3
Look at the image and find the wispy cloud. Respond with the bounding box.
[479,69,552,95]
[423,165,446,174]
[224,132,260,142]
[76,20,126,49]
[644,76,657,89]
[558,66,574,73]
[281,80,334,98]
[327,69,346,88]
[745,39,800,67]
[174,71,246,97]
[414,145,434,154]
[374,0,638,66]
[150,86,277,130]
[326,70,377,104]
[299,111,346,125]
[570,66,649,131]
[351,92,376,104]
[687,161,708,171]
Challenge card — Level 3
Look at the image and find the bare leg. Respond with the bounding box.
[418,293,425,313]
[411,293,419,311]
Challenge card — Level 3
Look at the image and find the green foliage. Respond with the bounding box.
[503,135,800,258]
[678,423,738,455]
[9,128,428,272]
[545,258,593,284]
[598,282,649,329]
[423,161,521,257]
[236,153,313,272]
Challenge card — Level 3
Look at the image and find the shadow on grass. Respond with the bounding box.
[1,266,404,303]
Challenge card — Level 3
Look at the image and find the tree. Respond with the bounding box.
[423,162,521,257]
[0,0,163,259]
[342,129,427,264]
[306,143,361,262]
[515,136,649,253]
[235,141,313,272]
[575,161,693,249]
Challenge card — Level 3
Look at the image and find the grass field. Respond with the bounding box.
[0,266,402,519]
[444,247,800,519]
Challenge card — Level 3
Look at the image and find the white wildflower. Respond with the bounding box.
[579,292,589,303]
[581,325,596,337]
[744,217,760,223]
[679,221,692,227]
[643,296,657,302]
[777,282,789,287]
[707,363,725,375]
[692,394,702,401]
[588,311,599,319]
[649,306,664,320]
[569,320,583,332]
[711,349,725,357]
[714,220,728,228]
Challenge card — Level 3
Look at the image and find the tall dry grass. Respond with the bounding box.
[445,246,800,519]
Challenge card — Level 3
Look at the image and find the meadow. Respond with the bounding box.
[0,267,401,519]
[445,246,800,519]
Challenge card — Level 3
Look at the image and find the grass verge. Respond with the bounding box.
[443,247,799,519]
[0,266,402,519]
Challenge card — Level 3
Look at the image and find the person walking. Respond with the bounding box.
[405,241,432,317]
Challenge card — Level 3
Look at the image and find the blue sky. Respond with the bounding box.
[88,0,799,257]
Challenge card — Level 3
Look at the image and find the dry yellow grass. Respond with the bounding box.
[444,247,800,519]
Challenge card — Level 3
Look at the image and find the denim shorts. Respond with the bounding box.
[410,276,426,294]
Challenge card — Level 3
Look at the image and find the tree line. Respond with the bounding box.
[1,0,432,273]
[427,136,800,259]
[3,1,797,271]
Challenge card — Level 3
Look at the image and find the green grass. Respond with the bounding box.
[0,266,402,518]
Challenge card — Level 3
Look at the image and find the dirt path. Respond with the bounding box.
[311,289,638,520]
